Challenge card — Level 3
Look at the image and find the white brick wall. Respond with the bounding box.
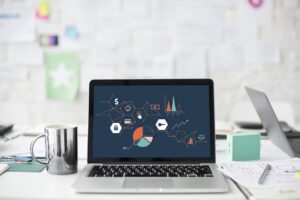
[0,0,299,126]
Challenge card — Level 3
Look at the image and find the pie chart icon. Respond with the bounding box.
[133,126,153,147]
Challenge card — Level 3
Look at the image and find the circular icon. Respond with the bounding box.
[133,126,153,148]
[125,105,131,112]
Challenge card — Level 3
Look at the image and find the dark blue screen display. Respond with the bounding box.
[92,85,212,158]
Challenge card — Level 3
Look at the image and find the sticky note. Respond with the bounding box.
[36,0,50,20]
[45,52,79,101]
[227,132,260,161]
[64,26,79,39]
[296,172,300,179]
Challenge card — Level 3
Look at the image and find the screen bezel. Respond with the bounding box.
[88,79,215,164]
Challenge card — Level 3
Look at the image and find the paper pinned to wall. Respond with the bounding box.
[45,52,80,101]
[244,42,280,65]
[7,43,43,65]
[175,47,207,78]
[0,64,28,80]
[95,23,129,50]
[131,29,172,58]
[0,0,35,43]
[238,0,273,27]
[122,56,174,78]
[176,25,223,45]
[80,66,116,92]
[209,44,242,70]
[123,0,151,19]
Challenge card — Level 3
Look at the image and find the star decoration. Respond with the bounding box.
[50,62,73,88]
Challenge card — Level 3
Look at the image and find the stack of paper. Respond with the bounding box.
[218,158,300,199]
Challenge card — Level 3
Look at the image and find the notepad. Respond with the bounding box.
[7,163,45,172]
[218,158,300,188]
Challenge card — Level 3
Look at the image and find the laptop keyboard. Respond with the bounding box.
[88,164,213,177]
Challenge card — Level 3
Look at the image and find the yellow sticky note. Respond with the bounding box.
[295,172,300,179]
[36,0,50,20]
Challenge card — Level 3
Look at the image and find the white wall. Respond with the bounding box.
[0,0,299,126]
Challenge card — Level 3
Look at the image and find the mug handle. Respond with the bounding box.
[30,134,49,164]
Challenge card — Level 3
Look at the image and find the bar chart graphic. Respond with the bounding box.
[165,95,183,114]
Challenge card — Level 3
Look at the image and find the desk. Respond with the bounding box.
[0,132,290,200]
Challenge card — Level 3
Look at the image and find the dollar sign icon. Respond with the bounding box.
[114,98,119,106]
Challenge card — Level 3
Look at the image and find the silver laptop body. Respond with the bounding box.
[245,87,295,157]
[72,79,229,193]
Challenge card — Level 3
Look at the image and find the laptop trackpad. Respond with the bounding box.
[123,178,174,188]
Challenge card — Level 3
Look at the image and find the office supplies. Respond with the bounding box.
[219,158,300,199]
[218,158,300,188]
[72,79,229,193]
[0,164,9,175]
[258,164,271,184]
[0,156,46,172]
[245,87,295,157]
[227,132,260,161]
[31,125,77,175]
[7,162,45,172]
[0,156,46,163]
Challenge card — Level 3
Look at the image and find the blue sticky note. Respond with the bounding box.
[64,26,78,39]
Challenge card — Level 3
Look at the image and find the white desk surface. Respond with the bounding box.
[0,131,290,200]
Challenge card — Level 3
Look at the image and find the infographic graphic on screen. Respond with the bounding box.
[92,85,211,158]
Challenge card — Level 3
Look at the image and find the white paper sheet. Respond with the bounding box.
[122,56,174,78]
[244,42,280,65]
[209,44,242,70]
[80,66,116,92]
[218,158,300,188]
[123,0,150,18]
[7,43,43,65]
[131,29,172,58]
[0,64,28,80]
[0,0,35,43]
[176,25,223,45]
[238,0,273,27]
[175,47,207,78]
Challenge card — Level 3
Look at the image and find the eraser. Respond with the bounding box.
[227,132,260,161]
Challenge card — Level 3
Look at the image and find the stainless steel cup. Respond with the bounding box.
[30,124,78,175]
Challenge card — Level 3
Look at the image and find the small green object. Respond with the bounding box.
[227,132,261,161]
[45,52,79,101]
[7,163,46,172]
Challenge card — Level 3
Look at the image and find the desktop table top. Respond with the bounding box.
[0,130,291,200]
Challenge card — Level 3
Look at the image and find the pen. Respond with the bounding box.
[258,164,271,184]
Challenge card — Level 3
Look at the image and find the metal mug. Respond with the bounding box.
[30,124,78,175]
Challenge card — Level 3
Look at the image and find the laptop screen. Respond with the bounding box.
[88,80,215,163]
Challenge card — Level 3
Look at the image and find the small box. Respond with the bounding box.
[227,132,260,161]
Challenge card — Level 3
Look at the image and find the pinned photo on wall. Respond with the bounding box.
[36,0,50,20]
[0,0,35,42]
[39,34,59,46]
[45,52,79,101]
[64,25,79,40]
[238,0,273,27]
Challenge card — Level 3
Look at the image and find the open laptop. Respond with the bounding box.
[72,79,229,193]
[245,87,295,157]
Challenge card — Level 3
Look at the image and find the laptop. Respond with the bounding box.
[245,86,295,157]
[72,79,229,193]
